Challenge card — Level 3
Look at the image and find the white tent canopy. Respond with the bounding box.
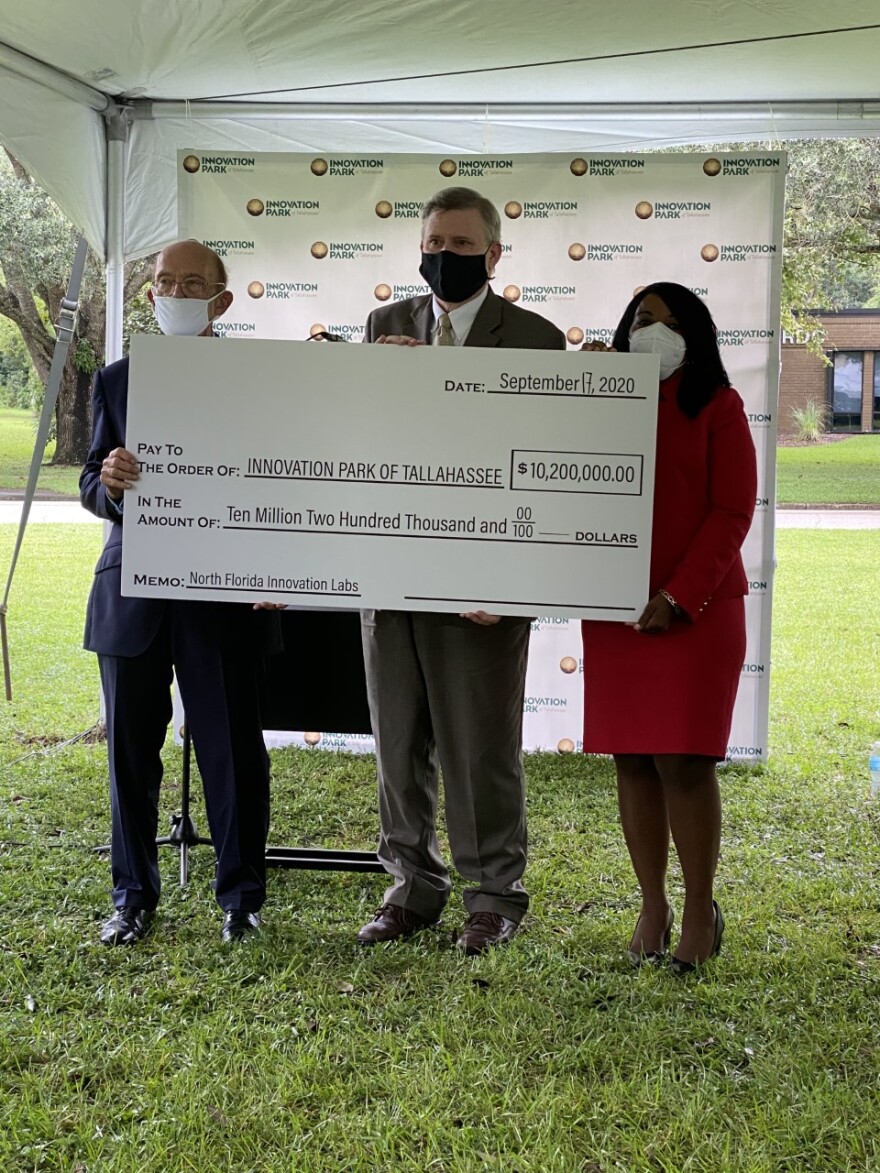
[2,0,880,266]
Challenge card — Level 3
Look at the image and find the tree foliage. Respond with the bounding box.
[0,149,152,464]
[0,316,40,409]
[782,138,880,336]
[662,138,880,349]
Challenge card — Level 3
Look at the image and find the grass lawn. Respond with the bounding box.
[776,434,880,505]
[0,407,81,497]
[1,523,879,1170]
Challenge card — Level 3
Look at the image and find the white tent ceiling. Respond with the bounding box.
[1,0,880,261]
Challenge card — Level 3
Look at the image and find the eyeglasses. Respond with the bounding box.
[151,277,225,298]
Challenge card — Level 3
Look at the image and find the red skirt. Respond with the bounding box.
[581,596,746,758]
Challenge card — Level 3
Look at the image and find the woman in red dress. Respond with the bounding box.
[581,282,756,973]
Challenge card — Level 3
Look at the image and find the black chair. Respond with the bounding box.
[260,610,383,873]
[97,610,384,879]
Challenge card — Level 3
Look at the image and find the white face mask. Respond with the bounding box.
[152,292,225,337]
[629,321,686,380]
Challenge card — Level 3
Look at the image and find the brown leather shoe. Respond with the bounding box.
[455,911,519,956]
[357,903,437,944]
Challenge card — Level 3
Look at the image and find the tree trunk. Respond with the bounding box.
[54,358,93,465]
[52,307,105,467]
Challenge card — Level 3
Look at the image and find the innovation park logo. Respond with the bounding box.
[181,154,255,174]
[380,281,431,300]
[634,200,711,220]
[437,158,514,178]
[701,242,778,263]
[741,662,766,676]
[530,616,573,633]
[375,201,423,220]
[726,743,765,760]
[326,323,366,340]
[245,197,319,217]
[306,323,365,340]
[212,320,257,336]
[246,279,319,300]
[310,240,384,260]
[310,157,385,177]
[503,283,576,304]
[373,282,432,301]
[523,694,569,716]
[577,326,615,345]
[569,242,644,262]
[703,155,782,178]
[504,199,578,220]
[556,739,581,755]
[717,327,776,346]
[201,239,254,257]
[570,156,646,177]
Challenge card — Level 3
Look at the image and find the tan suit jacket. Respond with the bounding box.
[364,287,566,350]
[359,283,564,923]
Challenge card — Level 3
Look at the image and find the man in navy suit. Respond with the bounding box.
[81,239,276,945]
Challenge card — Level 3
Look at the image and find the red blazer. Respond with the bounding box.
[649,374,757,620]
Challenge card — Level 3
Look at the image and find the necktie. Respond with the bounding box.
[434,312,456,346]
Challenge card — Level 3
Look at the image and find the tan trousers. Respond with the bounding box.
[360,609,531,922]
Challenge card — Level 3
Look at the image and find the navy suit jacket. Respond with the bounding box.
[80,356,279,659]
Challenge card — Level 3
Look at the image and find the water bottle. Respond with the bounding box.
[871,742,880,797]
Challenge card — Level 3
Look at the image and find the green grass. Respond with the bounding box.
[776,434,880,505]
[0,407,81,497]
[1,524,880,1170]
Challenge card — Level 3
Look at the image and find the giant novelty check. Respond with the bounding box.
[122,336,659,619]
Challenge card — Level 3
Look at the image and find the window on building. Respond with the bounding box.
[873,356,880,430]
[828,352,863,432]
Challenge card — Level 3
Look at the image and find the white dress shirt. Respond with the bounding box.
[431,285,489,346]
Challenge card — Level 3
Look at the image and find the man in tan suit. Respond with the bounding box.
[358,186,565,955]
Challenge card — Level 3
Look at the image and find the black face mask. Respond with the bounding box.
[419,249,489,304]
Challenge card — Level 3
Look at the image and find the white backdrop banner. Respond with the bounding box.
[176,149,784,762]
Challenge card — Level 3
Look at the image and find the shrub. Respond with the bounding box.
[791,398,829,442]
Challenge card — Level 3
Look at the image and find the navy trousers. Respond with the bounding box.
[98,606,270,913]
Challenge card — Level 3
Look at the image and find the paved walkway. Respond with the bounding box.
[774,509,880,529]
[3,502,879,528]
[0,501,100,524]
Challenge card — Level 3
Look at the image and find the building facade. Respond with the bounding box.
[780,309,880,435]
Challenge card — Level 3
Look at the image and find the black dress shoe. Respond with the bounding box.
[221,910,261,943]
[627,908,674,968]
[455,911,519,956]
[99,907,154,946]
[357,903,438,944]
[669,901,725,976]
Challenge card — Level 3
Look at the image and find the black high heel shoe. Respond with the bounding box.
[627,907,674,968]
[669,900,724,976]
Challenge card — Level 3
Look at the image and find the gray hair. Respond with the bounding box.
[420,187,501,246]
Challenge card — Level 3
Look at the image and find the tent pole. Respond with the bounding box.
[0,39,108,111]
[135,98,880,122]
[104,107,128,364]
[96,108,130,727]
